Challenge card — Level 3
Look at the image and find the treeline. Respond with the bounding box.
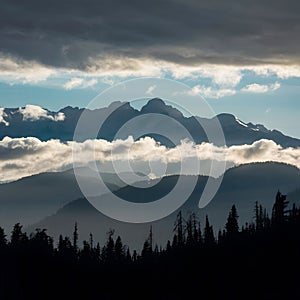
[0,191,299,299]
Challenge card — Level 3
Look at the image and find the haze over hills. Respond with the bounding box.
[26,162,300,249]
[0,168,145,228]
[1,99,300,147]
[288,188,300,207]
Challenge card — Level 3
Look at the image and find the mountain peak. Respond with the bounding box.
[215,113,236,124]
[147,97,165,104]
[141,98,184,119]
[141,98,166,111]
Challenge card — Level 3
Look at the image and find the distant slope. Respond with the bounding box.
[0,170,83,228]
[27,162,300,249]
[0,168,142,228]
[1,99,299,147]
[288,188,300,207]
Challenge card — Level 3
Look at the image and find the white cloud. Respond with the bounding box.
[86,57,243,87]
[0,136,299,183]
[0,53,56,84]
[146,84,157,95]
[86,56,164,78]
[18,105,65,121]
[248,65,300,79]
[241,82,281,93]
[188,85,236,99]
[171,65,243,87]
[63,77,98,90]
[265,108,271,114]
[1,53,300,90]
[1,53,300,94]
[0,108,9,126]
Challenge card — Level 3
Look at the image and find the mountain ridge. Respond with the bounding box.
[1,99,299,147]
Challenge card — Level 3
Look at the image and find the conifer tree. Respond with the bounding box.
[0,227,7,248]
[225,205,239,236]
[103,229,115,262]
[132,250,137,262]
[126,248,132,262]
[272,191,289,226]
[166,240,172,252]
[11,223,27,247]
[115,236,124,260]
[142,226,154,258]
[174,211,184,246]
[204,215,215,245]
[73,222,78,253]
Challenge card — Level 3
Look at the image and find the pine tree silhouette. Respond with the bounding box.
[272,191,289,226]
[10,223,27,247]
[174,211,184,247]
[204,215,215,246]
[115,236,125,261]
[73,222,78,254]
[0,226,7,248]
[103,229,115,263]
[225,205,239,237]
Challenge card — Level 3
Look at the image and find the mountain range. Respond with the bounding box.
[1,98,300,147]
[0,168,142,228]
[1,98,300,249]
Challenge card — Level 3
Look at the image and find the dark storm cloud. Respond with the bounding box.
[0,0,300,69]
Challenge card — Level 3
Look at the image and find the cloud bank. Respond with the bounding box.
[0,53,296,97]
[0,136,299,183]
[188,85,236,99]
[0,54,56,84]
[0,108,9,126]
[1,0,300,70]
[241,82,281,94]
[63,77,98,90]
[19,105,65,121]
[0,1,300,91]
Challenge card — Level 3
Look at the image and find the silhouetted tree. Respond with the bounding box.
[115,236,125,261]
[204,215,215,246]
[142,226,154,258]
[172,234,178,248]
[289,203,298,224]
[73,222,78,254]
[272,191,289,226]
[89,233,94,249]
[132,250,138,262]
[166,240,172,252]
[126,248,132,262]
[30,228,53,253]
[217,229,224,244]
[57,235,73,260]
[142,239,152,258]
[174,211,184,246]
[186,213,199,246]
[0,227,7,248]
[11,223,27,247]
[80,240,91,264]
[102,229,115,262]
[95,242,101,262]
[225,205,239,236]
[255,201,263,231]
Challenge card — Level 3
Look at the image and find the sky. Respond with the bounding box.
[0,0,300,138]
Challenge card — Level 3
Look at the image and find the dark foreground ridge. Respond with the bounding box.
[0,191,299,299]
